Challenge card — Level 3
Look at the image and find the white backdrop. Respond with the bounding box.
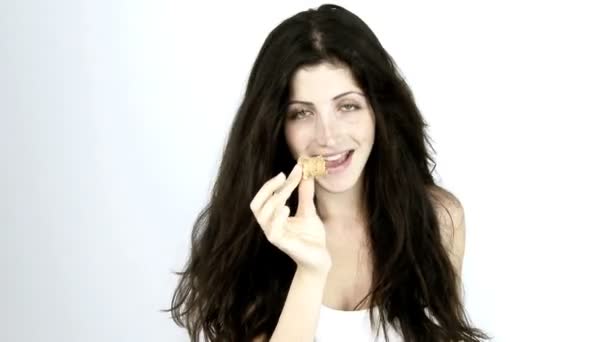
[2,1,607,341]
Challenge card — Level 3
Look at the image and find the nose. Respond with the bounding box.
[314,111,337,147]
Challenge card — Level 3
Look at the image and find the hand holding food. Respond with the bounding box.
[250,161,331,273]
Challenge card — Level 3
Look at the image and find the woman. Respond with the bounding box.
[168,4,490,341]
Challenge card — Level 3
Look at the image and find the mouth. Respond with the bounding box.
[322,149,354,174]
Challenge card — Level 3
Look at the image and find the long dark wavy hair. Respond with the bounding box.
[166,4,490,342]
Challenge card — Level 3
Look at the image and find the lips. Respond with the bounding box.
[324,150,353,169]
[323,151,350,163]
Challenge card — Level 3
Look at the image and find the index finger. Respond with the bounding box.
[249,172,286,212]
[295,173,316,217]
[272,163,303,204]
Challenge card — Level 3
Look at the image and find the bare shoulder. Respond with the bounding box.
[245,302,269,342]
[427,185,465,231]
[252,334,268,342]
[426,185,466,275]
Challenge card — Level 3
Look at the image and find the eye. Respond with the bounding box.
[289,109,312,120]
[340,103,360,111]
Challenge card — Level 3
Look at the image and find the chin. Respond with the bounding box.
[320,149,368,191]
[316,169,364,193]
[317,179,355,193]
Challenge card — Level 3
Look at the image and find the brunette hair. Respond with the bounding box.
[166,4,490,341]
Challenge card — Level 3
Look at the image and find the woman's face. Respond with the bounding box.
[284,62,375,193]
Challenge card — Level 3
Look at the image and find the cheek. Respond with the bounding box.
[349,112,375,141]
[284,125,307,153]
[365,111,375,138]
[366,117,375,141]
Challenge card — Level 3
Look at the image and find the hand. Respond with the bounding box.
[250,163,331,274]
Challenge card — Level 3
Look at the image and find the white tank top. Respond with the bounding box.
[315,304,404,342]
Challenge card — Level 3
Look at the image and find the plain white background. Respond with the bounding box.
[2,1,607,341]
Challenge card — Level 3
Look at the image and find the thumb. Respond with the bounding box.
[296,174,316,217]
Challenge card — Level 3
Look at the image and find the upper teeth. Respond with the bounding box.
[323,151,348,161]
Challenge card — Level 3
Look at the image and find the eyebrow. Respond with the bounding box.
[287,91,365,106]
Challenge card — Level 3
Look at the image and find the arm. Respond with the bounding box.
[266,267,329,342]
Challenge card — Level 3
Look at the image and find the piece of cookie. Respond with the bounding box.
[297,155,327,180]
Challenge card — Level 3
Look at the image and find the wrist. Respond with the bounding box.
[295,263,331,280]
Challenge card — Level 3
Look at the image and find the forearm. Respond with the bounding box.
[269,267,329,342]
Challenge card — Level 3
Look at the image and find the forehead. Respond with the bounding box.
[289,62,362,100]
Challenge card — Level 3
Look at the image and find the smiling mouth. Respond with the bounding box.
[324,149,354,170]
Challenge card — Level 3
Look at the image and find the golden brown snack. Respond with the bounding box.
[297,155,327,180]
